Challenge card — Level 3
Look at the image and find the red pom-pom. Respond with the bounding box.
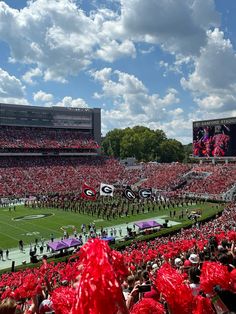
[155,263,193,314]
[227,231,236,242]
[130,298,165,314]
[193,295,215,314]
[110,250,129,282]
[200,262,231,294]
[72,239,128,314]
[13,273,39,299]
[51,286,76,314]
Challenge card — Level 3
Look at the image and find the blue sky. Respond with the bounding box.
[0,0,236,143]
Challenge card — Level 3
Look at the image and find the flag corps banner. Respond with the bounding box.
[81,183,97,201]
[138,188,152,199]
[123,186,136,201]
[100,183,114,197]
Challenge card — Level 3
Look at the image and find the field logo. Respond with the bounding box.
[13,213,53,221]
[24,231,40,236]
[61,225,74,229]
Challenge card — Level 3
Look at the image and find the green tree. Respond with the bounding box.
[159,139,185,162]
[101,125,168,161]
[120,129,141,159]
[183,143,193,163]
[107,140,114,157]
[101,128,124,157]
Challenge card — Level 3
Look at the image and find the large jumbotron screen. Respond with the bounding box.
[193,117,236,157]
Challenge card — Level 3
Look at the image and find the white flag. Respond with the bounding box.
[100,183,114,197]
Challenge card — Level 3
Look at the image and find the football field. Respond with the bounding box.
[0,202,223,249]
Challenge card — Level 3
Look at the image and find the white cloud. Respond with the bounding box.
[181,28,236,117]
[160,117,193,144]
[0,68,26,104]
[91,68,148,101]
[0,0,221,84]
[120,0,220,56]
[55,96,89,108]
[0,98,29,106]
[90,67,112,82]
[139,46,155,54]
[32,93,89,108]
[169,107,183,115]
[0,0,136,82]
[33,90,54,102]
[96,39,136,62]
[159,56,191,76]
[22,68,42,84]
[91,68,180,134]
[0,0,231,145]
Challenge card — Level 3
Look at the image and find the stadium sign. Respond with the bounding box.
[13,213,53,221]
[193,116,236,158]
[193,117,236,127]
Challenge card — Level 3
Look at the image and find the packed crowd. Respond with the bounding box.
[0,203,236,313]
[141,163,191,190]
[0,157,130,197]
[0,126,99,150]
[181,164,236,195]
[1,157,236,199]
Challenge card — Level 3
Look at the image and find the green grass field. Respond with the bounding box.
[0,202,224,249]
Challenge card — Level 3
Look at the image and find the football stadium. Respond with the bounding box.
[0,103,236,313]
[1,1,236,313]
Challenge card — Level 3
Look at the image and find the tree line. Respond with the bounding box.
[101,126,192,163]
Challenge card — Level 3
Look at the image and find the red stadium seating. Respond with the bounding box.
[0,126,99,150]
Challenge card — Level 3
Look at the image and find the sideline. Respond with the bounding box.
[0,216,181,271]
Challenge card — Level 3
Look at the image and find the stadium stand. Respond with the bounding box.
[0,157,127,197]
[0,126,99,151]
[179,164,236,195]
[0,203,236,313]
[0,104,101,156]
[1,157,236,199]
[140,163,191,190]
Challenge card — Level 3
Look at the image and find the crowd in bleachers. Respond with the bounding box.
[1,157,236,198]
[141,163,191,190]
[0,157,130,197]
[0,203,236,313]
[0,126,99,150]
[181,164,236,195]
[140,162,236,198]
